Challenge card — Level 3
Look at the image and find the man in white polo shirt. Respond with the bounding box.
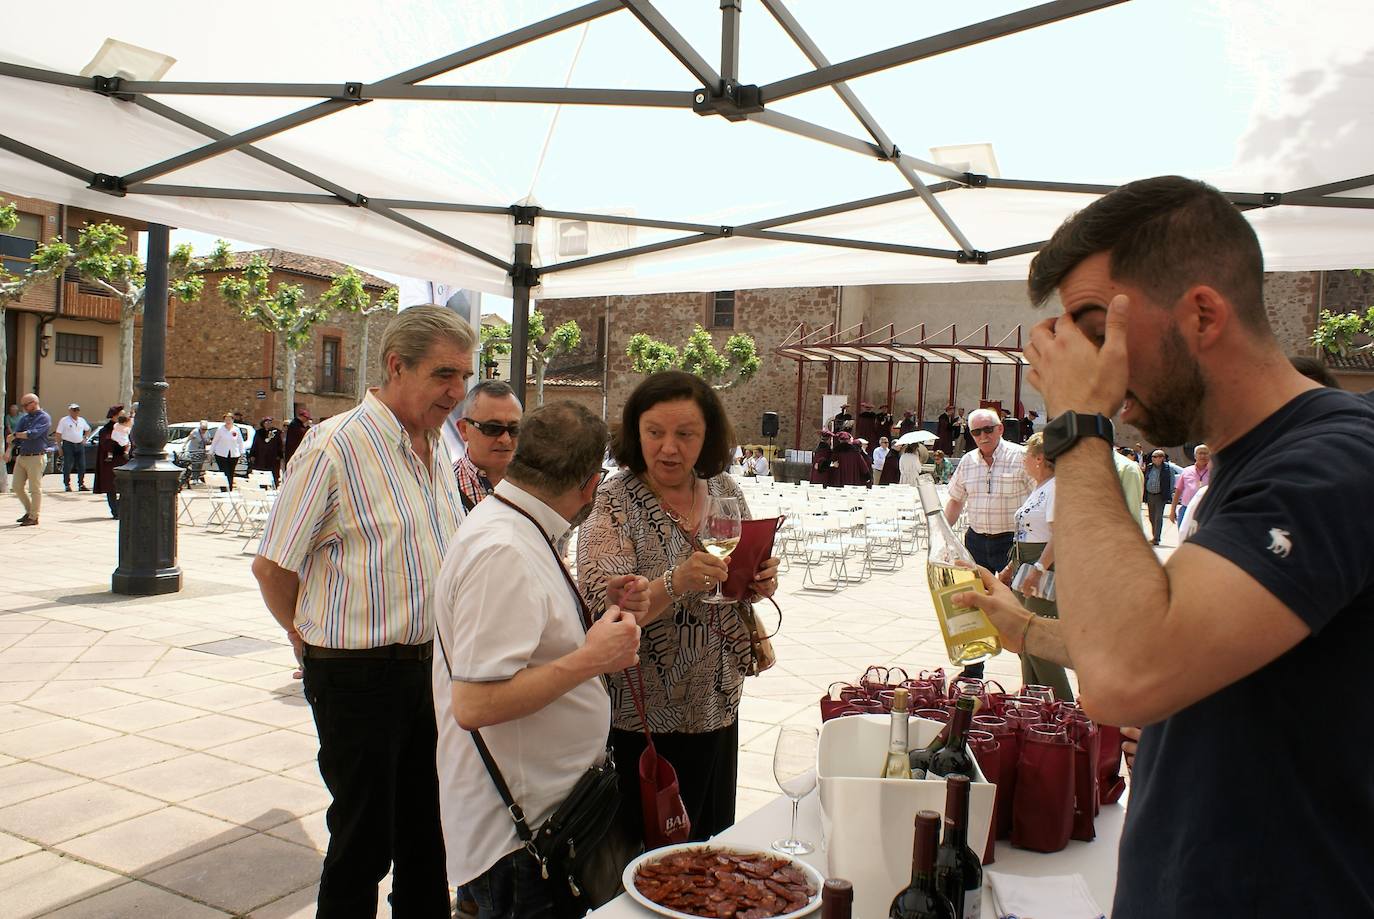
[434,401,647,919]
[55,403,91,492]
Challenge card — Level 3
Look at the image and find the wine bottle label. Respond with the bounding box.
[934,582,987,637]
[963,888,981,919]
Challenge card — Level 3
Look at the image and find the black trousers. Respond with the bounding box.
[610,721,739,844]
[960,529,1015,679]
[1146,492,1168,544]
[215,454,238,489]
[302,655,450,919]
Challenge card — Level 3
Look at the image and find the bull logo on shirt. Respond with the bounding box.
[1267,528,1292,559]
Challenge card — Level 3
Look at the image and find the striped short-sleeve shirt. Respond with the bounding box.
[257,391,466,648]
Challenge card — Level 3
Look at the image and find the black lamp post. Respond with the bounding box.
[112,223,182,595]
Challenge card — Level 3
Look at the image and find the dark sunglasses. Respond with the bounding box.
[970,425,998,437]
[464,418,520,438]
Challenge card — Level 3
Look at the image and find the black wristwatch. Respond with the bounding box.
[1042,412,1115,461]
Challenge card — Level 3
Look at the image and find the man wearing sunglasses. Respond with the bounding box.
[944,407,1035,678]
[454,380,523,513]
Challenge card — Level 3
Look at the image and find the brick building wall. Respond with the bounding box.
[134,268,396,425]
[537,287,839,450]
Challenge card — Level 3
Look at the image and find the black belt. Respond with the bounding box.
[971,530,1014,539]
[303,641,433,661]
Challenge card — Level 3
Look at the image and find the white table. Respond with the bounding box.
[593,791,1123,919]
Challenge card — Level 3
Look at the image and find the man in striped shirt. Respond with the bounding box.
[253,305,476,918]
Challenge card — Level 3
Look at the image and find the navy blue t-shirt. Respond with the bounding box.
[1114,388,1374,918]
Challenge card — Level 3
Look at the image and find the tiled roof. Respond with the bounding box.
[1324,349,1374,372]
[217,249,392,290]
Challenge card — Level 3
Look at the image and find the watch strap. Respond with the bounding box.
[1043,412,1114,461]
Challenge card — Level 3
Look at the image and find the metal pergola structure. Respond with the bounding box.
[4,0,1374,593]
[777,321,1029,448]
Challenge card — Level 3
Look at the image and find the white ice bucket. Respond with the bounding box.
[817,715,996,919]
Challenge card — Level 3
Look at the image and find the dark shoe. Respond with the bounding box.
[78,484,88,491]
[15,514,29,523]
[20,518,37,527]
[64,485,72,492]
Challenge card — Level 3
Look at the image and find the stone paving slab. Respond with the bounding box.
[0,480,1169,916]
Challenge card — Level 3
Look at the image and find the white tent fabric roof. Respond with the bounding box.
[2,0,1372,297]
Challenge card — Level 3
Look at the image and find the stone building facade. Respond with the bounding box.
[133,250,397,425]
[537,287,840,450]
[537,268,1374,457]
[1,189,144,415]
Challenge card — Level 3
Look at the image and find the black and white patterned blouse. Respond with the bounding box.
[577,470,754,734]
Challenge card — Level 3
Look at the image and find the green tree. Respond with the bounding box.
[221,256,330,418]
[1312,270,1374,357]
[626,324,760,390]
[477,310,581,405]
[15,220,229,407]
[317,267,399,400]
[529,310,582,407]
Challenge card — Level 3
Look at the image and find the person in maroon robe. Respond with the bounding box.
[283,407,312,471]
[810,431,834,485]
[93,405,127,519]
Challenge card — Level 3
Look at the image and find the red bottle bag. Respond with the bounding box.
[1011,730,1075,853]
[1065,719,1099,842]
[968,731,1000,866]
[1095,724,1128,805]
[626,668,691,848]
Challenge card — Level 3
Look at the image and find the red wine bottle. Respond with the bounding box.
[889,811,956,919]
[934,775,982,919]
[822,878,854,919]
[929,696,976,779]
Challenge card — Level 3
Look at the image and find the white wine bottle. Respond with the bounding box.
[880,687,913,778]
[916,477,1002,666]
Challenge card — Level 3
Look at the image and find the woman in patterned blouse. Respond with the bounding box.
[578,371,781,841]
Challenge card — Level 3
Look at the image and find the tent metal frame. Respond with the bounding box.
[2,0,1373,402]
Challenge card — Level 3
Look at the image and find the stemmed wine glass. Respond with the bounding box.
[698,496,742,605]
[772,725,818,856]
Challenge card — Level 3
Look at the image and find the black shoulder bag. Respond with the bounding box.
[433,494,637,918]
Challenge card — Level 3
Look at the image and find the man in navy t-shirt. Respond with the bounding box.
[971,176,1374,917]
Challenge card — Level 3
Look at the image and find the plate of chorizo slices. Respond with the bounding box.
[624,844,824,919]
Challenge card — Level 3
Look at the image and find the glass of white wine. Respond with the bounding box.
[771,725,818,856]
[697,495,742,606]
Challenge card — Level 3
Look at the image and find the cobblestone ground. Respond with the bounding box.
[0,478,1165,917]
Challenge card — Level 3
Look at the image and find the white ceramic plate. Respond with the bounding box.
[622,843,825,919]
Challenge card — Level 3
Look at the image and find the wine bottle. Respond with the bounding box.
[929,695,976,779]
[889,811,956,919]
[881,688,913,778]
[934,775,982,919]
[916,478,1002,666]
[822,878,854,919]
[908,724,947,779]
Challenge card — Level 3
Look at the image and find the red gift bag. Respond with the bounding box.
[1011,729,1076,853]
[860,665,910,696]
[721,516,783,601]
[1065,719,1099,841]
[1095,724,1128,805]
[820,682,865,722]
[626,668,691,848]
[969,731,1000,866]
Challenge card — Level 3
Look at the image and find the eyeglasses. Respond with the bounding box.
[464,418,520,438]
[580,467,607,490]
[970,425,998,437]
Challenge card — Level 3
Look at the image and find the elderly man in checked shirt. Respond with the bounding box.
[944,406,1035,678]
[253,305,478,919]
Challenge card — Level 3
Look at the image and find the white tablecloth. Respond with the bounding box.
[592,791,1124,919]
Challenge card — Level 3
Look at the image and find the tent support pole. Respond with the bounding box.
[721,0,742,85]
[1013,326,1024,417]
[981,326,991,403]
[917,360,926,425]
[510,207,538,406]
[794,326,806,451]
[948,324,958,412]
[854,323,864,413]
[112,223,181,596]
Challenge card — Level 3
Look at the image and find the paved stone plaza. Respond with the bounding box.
[0,481,1162,917]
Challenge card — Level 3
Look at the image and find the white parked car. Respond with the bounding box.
[167,421,256,477]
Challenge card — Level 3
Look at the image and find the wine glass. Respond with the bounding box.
[697,496,742,605]
[771,726,818,856]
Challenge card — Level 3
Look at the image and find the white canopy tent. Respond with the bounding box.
[3,0,1373,400]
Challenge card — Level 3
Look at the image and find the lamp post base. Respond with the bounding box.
[111,463,183,596]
